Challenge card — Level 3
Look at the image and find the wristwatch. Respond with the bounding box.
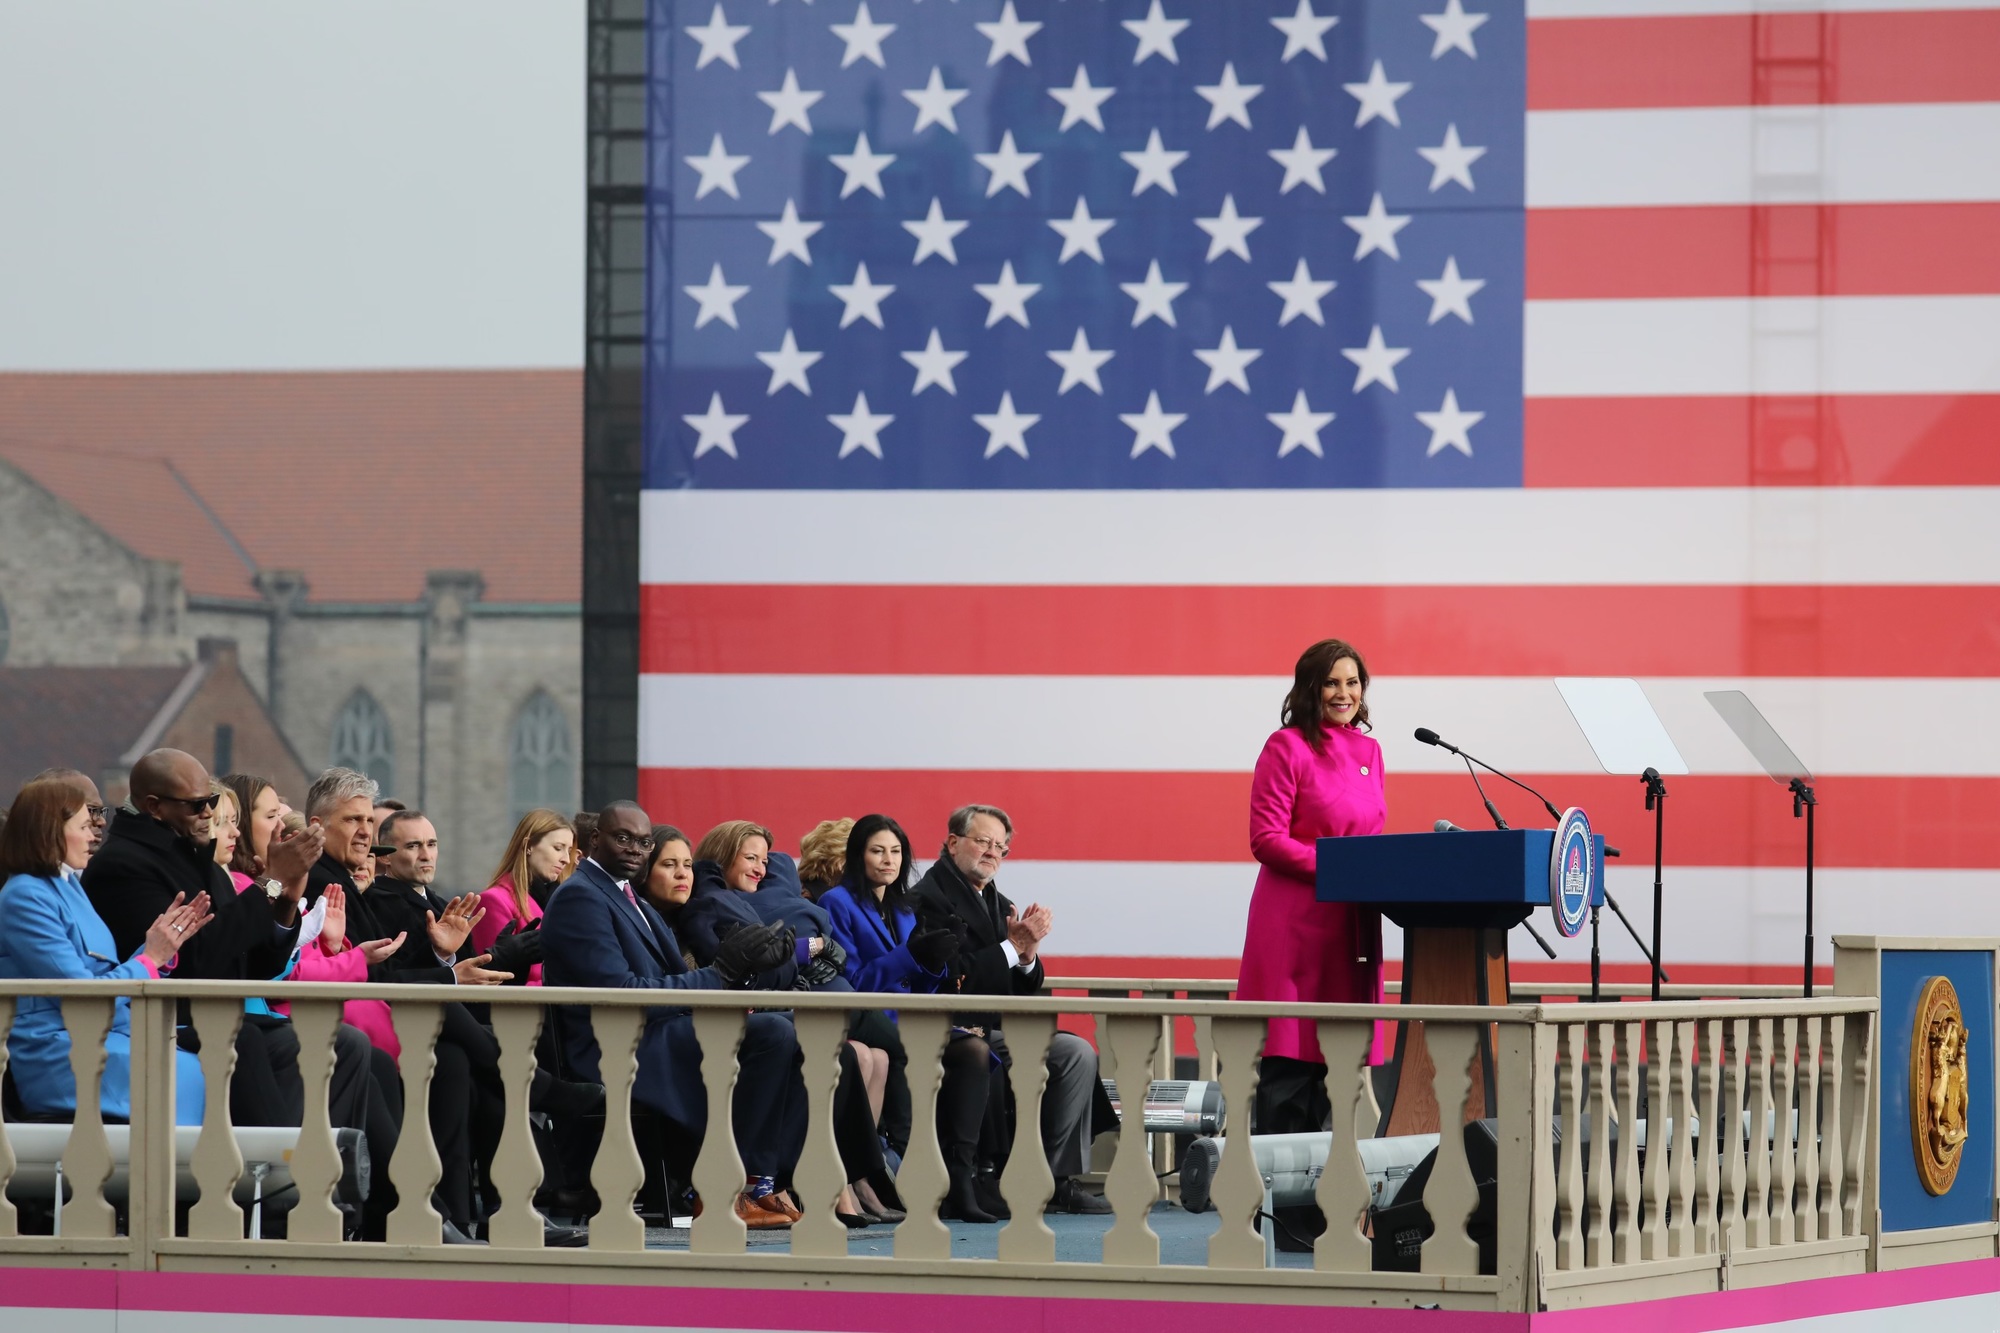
[261,878,285,900]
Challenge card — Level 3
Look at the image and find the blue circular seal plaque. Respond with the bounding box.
[1550,807,1595,939]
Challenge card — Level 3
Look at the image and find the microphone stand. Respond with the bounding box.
[1643,768,1667,1002]
[1791,778,1818,997]
[1427,731,1669,988]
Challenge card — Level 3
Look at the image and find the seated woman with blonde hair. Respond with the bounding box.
[795,817,853,900]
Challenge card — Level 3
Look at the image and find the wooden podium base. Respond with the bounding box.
[1379,925,1509,1137]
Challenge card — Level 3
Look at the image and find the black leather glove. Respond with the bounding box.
[713,922,794,988]
[906,921,960,972]
[486,919,544,982]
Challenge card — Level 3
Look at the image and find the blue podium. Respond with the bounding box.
[1317,829,1605,1135]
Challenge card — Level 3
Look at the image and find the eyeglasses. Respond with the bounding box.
[156,793,221,812]
[603,831,655,851]
[957,834,1010,858]
[84,805,108,823]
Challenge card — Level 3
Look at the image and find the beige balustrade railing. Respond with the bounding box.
[0,979,1873,1312]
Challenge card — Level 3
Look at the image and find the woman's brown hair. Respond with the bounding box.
[1280,638,1372,750]
[0,775,94,881]
[696,819,775,873]
[487,808,576,923]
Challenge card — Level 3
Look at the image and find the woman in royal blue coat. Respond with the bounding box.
[819,815,1003,1222]
[0,774,213,1123]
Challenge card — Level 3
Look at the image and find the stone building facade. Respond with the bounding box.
[0,370,583,891]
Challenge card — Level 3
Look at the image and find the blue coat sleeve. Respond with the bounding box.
[0,876,153,983]
[541,881,722,992]
[824,890,945,994]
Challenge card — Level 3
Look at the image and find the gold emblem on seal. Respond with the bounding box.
[1911,976,1972,1196]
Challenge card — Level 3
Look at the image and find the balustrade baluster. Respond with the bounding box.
[1204,1016,1267,1270]
[484,1004,546,1250]
[1717,1018,1748,1253]
[186,998,246,1241]
[1612,1021,1641,1264]
[892,1010,951,1261]
[285,1000,346,1244]
[1103,1014,1163,1266]
[997,1014,1057,1263]
[1640,1019,1672,1260]
[791,1009,853,1258]
[1670,1020,1698,1258]
[1819,1013,1845,1240]
[1191,1012,1219,1082]
[1419,1023,1481,1276]
[1769,1015,1797,1246]
[0,999,16,1237]
[1839,1013,1872,1237]
[689,1007,749,1256]
[1554,1024,1585,1271]
[1694,1018,1724,1254]
[1744,1017,1774,1249]
[1585,1022,1614,1268]
[1794,1016,1822,1243]
[124,993,177,1257]
[386,1001,447,1246]
[1312,1019,1377,1273]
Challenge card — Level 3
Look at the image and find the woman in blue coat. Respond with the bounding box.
[819,815,1003,1223]
[0,774,212,1123]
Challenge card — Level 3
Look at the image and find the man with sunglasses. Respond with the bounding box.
[82,748,355,1129]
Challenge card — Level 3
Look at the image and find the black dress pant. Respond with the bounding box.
[425,1003,506,1231]
[1252,1054,1332,1135]
[206,1013,375,1137]
[937,1034,993,1179]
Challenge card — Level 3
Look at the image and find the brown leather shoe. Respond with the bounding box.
[755,1189,803,1223]
[735,1193,791,1229]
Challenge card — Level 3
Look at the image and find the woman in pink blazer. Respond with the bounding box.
[1236,638,1387,1134]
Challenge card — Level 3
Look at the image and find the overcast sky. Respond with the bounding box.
[0,1,585,371]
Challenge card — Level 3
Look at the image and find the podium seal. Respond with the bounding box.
[1550,807,1594,939]
[1911,975,1972,1196]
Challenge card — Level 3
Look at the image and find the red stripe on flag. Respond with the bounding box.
[637,769,2000,870]
[1523,394,2000,488]
[1527,205,2000,300]
[640,583,2000,678]
[1527,10,2000,110]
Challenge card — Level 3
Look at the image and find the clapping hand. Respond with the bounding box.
[143,892,215,968]
[319,883,349,953]
[1005,903,1053,964]
[426,894,484,957]
[259,823,324,892]
[357,932,407,965]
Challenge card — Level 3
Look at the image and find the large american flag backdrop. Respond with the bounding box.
[638,0,2000,975]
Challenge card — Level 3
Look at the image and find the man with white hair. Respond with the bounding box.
[909,803,1115,1217]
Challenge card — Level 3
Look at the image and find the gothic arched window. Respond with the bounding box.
[329,690,395,797]
[509,690,575,824]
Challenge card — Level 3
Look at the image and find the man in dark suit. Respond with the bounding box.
[541,800,803,1227]
[909,803,1115,1215]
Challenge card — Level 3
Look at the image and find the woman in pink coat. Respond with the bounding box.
[1237,638,1386,1134]
[472,809,577,986]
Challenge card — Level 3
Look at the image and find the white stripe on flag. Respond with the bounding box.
[640,488,2000,587]
[1525,295,2000,398]
[1526,103,2000,208]
[988,862,2000,962]
[638,674,1996,776]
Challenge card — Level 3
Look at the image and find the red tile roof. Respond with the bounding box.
[0,666,191,795]
[0,371,580,603]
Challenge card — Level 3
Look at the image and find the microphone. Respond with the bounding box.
[1433,818,1467,833]
[1415,727,1563,823]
